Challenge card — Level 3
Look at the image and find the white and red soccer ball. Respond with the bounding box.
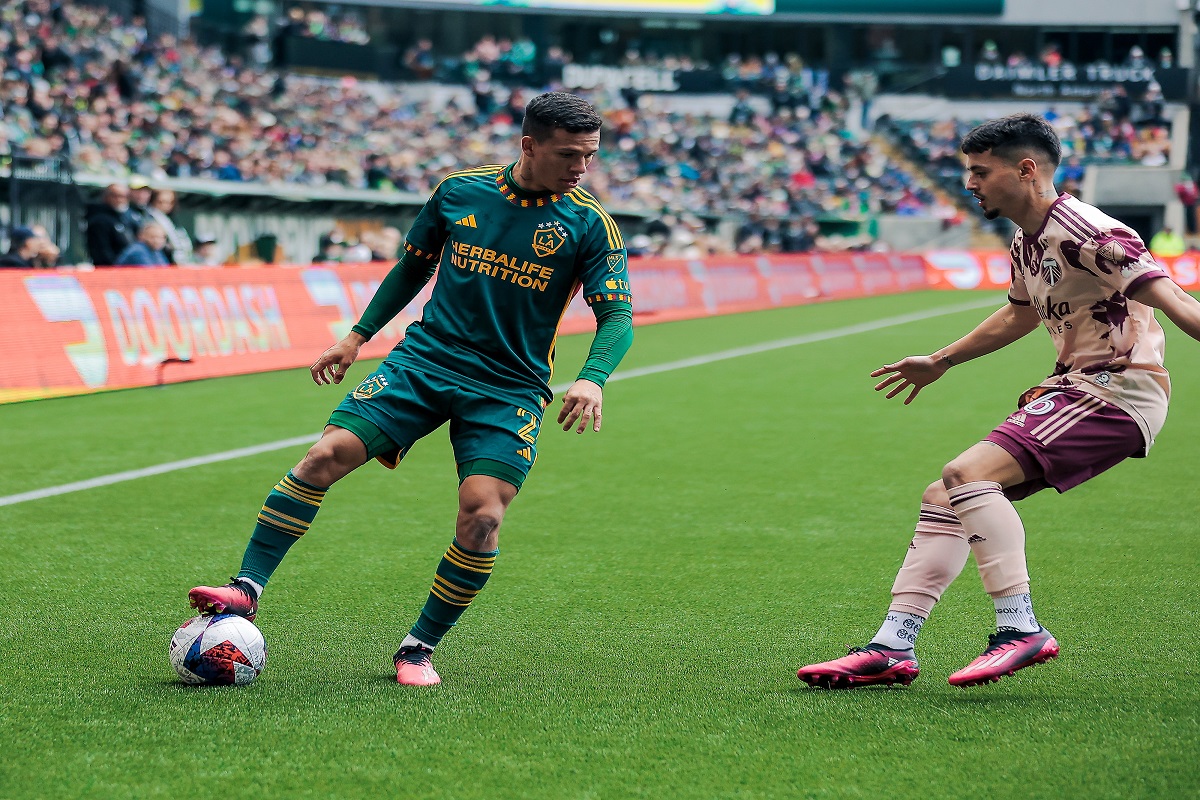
[170,614,266,686]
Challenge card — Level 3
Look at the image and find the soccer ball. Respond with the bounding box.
[169,614,267,686]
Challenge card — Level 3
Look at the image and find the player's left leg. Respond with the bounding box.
[394,389,542,686]
[942,440,1059,686]
[395,471,519,686]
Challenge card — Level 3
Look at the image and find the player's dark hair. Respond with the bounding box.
[522,92,603,141]
[960,113,1062,169]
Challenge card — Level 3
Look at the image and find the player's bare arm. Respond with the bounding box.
[310,332,367,385]
[557,378,603,433]
[871,302,1041,404]
[1130,278,1200,342]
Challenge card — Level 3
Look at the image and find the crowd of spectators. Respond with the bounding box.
[1,0,951,261]
[6,0,1178,265]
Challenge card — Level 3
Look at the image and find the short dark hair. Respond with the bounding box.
[522,92,603,142]
[960,113,1062,169]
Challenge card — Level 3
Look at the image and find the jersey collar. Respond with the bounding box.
[496,163,563,208]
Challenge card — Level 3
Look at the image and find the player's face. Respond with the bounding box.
[523,128,600,193]
[964,149,1023,221]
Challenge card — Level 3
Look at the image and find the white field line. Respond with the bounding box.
[0,296,998,508]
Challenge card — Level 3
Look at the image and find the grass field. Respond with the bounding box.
[1,290,1197,799]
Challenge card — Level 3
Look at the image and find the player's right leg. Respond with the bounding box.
[189,425,370,620]
[798,480,969,688]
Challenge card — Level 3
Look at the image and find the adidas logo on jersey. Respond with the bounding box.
[455,215,478,228]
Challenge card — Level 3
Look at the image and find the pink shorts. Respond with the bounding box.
[985,386,1145,501]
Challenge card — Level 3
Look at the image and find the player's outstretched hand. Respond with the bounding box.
[870,355,949,405]
[310,334,365,386]
[558,379,603,434]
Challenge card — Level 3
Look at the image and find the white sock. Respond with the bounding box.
[237,577,264,600]
[400,634,434,651]
[994,593,1039,633]
[870,611,925,650]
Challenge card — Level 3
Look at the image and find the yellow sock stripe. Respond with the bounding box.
[443,550,495,573]
[432,164,505,194]
[567,190,624,249]
[447,543,496,569]
[281,475,325,500]
[274,482,323,507]
[433,574,480,602]
[430,581,473,607]
[448,542,496,564]
[260,506,313,529]
[257,511,307,536]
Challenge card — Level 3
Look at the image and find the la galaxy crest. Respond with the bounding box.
[532,221,569,257]
[353,373,389,400]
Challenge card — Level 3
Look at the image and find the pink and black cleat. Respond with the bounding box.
[188,578,259,622]
[797,644,919,689]
[948,627,1059,687]
[394,644,441,686]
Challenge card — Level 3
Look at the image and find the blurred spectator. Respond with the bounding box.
[85,183,135,266]
[0,226,41,267]
[30,224,61,267]
[403,38,436,80]
[1149,225,1186,257]
[145,188,192,264]
[979,40,1002,65]
[193,233,223,266]
[313,232,344,264]
[1055,155,1085,196]
[116,221,170,266]
[125,177,152,234]
[1175,174,1198,236]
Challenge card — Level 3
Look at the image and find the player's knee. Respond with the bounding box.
[297,436,362,486]
[456,508,504,551]
[941,459,974,488]
[921,480,949,506]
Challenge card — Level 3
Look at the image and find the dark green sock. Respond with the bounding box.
[237,471,328,586]
[410,539,498,646]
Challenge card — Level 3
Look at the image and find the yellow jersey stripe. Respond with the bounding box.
[571,188,625,247]
[431,164,506,195]
[257,512,307,536]
[546,279,582,379]
[567,191,624,249]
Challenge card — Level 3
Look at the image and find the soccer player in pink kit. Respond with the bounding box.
[798,113,1200,688]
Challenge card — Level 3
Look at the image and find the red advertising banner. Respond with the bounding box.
[924,250,1200,292]
[1,253,927,402]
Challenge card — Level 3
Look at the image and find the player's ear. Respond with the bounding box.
[520,135,537,158]
[1018,157,1037,180]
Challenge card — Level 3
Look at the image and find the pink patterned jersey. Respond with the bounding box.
[1008,193,1172,452]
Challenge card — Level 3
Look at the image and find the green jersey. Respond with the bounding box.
[390,163,632,405]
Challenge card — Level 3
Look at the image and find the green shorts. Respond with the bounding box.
[330,364,543,490]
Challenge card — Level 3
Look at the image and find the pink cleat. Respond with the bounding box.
[948,627,1059,687]
[797,644,919,689]
[394,645,441,686]
[189,579,259,621]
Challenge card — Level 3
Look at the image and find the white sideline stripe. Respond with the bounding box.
[0,296,998,508]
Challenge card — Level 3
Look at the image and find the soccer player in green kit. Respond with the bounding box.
[188,92,634,686]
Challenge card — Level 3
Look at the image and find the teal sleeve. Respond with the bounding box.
[576,302,634,387]
[349,252,437,341]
